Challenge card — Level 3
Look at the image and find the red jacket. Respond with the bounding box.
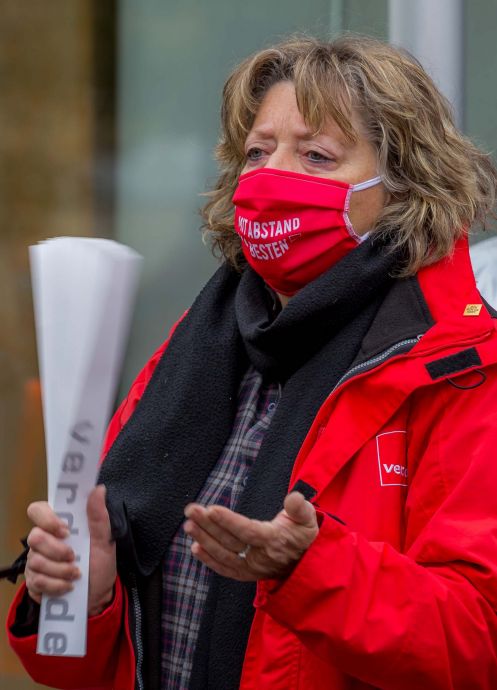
[7,240,497,689]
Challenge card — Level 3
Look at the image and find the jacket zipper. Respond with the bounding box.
[330,335,423,396]
[289,336,424,485]
[130,577,145,690]
[329,324,494,399]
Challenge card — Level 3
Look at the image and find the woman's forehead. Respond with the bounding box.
[247,82,359,146]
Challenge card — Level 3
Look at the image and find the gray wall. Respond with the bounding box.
[465,0,497,154]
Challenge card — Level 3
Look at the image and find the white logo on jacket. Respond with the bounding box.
[376,430,408,487]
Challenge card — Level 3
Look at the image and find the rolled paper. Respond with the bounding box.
[30,237,142,657]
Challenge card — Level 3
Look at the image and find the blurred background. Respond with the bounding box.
[1,1,496,687]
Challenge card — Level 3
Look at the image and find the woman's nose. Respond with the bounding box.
[265,147,297,172]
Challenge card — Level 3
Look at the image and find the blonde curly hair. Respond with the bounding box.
[201,35,497,275]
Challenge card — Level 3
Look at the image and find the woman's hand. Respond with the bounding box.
[183,491,319,581]
[25,485,117,616]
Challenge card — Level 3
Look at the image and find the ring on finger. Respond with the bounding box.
[237,544,251,560]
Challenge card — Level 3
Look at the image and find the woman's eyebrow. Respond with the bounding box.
[247,123,311,139]
[306,131,346,155]
[246,124,347,153]
[246,125,276,139]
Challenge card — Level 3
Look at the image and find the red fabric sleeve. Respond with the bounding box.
[256,374,497,689]
[6,578,131,690]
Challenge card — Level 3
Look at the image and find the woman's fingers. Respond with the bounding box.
[25,531,76,602]
[86,485,117,616]
[26,590,41,605]
[184,521,241,567]
[27,528,74,563]
[184,504,246,552]
[86,485,112,545]
[190,543,242,580]
[24,488,117,615]
[25,547,78,601]
[283,492,317,528]
[25,571,74,598]
[27,501,69,539]
[27,550,80,581]
[25,500,77,602]
[190,504,273,548]
[186,497,320,581]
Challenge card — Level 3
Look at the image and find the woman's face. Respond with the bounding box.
[242,81,388,236]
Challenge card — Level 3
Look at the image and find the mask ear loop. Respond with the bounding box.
[343,176,383,242]
[351,175,383,192]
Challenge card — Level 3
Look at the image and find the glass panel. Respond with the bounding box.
[465,0,497,235]
[344,0,388,35]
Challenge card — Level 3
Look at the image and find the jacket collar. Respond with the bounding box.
[354,275,434,364]
[357,237,494,363]
[414,237,495,349]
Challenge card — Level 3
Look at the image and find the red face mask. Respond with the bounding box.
[233,167,382,296]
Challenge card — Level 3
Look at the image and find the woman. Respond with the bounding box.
[6,35,497,690]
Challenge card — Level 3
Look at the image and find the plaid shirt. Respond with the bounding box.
[161,366,280,689]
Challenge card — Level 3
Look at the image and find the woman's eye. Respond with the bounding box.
[306,150,332,163]
[246,147,265,161]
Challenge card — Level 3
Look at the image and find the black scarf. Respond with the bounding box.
[99,237,402,690]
